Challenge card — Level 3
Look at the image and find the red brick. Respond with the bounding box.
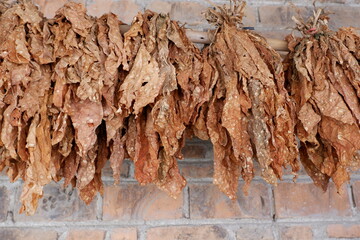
[0,229,57,240]
[274,182,351,218]
[179,161,213,179]
[86,0,113,17]
[14,183,97,222]
[236,226,274,240]
[33,0,85,18]
[327,224,360,238]
[103,184,184,220]
[111,228,137,240]
[0,186,9,222]
[110,0,142,24]
[280,226,313,240]
[67,229,105,240]
[147,226,228,240]
[189,182,271,219]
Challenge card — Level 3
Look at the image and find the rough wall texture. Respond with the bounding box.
[0,0,360,240]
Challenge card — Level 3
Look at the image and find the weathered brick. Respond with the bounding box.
[110,0,143,24]
[274,182,351,218]
[0,229,57,240]
[280,226,313,240]
[242,5,257,27]
[146,0,172,14]
[86,0,113,17]
[236,226,274,240]
[147,226,228,240]
[103,184,183,220]
[170,2,208,26]
[327,224,360,238]
[111,228,137,240]
[67,229,105,240]
[258,6,312,28]
[189,182,271,219]
[0,186,9,222]
[179,161,213,179]
[14,183,97,222]
[33,0,85,18]
[326,6,360,29]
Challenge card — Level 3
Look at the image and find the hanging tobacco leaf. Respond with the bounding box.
[119,10,205,197]
[199,0,299,198]
[284,8,360,191]
[0,0,53,215]
[0,1,130,214]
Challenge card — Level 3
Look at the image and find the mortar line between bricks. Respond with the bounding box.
[272,222,280,240]
[7,183,18,223]
[5,217,360,229]
[57,231,67,240]
[0,219,270,228]
[348,183,357,214]
[183,186,190,219]
[137,225,147,240]
[129,162,135,178]
[104,231,111,240]
[269,185,276,222]
[218,225,236,240]
[96,192,104,221]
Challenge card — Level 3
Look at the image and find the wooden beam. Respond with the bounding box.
[119,25,289,52]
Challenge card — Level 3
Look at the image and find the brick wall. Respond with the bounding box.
[1,0,360,240]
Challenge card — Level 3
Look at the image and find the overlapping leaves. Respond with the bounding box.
[0,0,358,215]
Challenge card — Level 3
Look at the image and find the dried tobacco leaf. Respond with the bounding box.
[0,1,129,214]
[119,10,204,197]
[0,0,56,215]
[48,2,129,204]
[284,8,360,191]
[201,0,299,198]
[1,0,358,217]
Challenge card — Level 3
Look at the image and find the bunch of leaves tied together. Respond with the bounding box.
[284,8,360,192]
[0,0,358,215]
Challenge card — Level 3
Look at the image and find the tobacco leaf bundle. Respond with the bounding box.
[0,0,51,215]
[1,0,359,216]
[119,10,204,196]
[195,1,299,199]
[0,1,128,215]
[284,9,360,191]
[49,2,127,206]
